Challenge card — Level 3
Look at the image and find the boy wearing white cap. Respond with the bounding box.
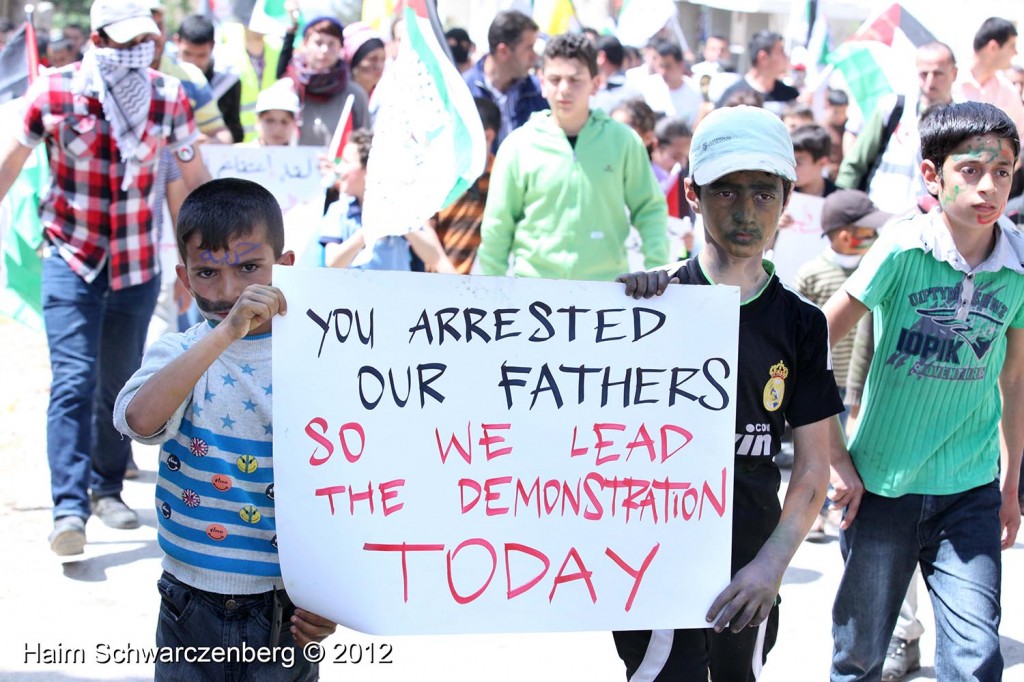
[0,0,209,556]
[615,105,843,680]
[250,81,301,146]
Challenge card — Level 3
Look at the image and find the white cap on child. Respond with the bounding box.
[689,105,797,186]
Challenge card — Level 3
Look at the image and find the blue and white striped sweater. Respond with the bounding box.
[114,321,282,595]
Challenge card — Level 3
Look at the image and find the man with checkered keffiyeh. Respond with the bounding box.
[0,0,209,556]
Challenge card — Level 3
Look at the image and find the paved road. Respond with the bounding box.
[2,318,1023,681]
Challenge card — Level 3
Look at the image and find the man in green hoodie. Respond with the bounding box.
[478,33,669,282]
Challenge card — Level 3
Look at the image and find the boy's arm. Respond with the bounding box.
[405,226,457,273]
[706,417,831,632]
[0,135,34,204]
[324,230,369,269]
[998,326,1024,549]
[823,289,869,349]
[122,284,287,437]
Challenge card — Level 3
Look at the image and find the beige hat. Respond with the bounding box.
[90,0,160,43]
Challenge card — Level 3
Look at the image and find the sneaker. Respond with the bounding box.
[804,512,828,543]
[49,516,86,556]
[882,636,921,681]
[91,494,140,529]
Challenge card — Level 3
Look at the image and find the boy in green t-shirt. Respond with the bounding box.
[824,101,1024,681]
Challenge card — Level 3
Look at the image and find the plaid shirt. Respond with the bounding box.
[18,65,197,290]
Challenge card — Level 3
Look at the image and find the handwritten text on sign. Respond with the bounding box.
[272,268,739,635]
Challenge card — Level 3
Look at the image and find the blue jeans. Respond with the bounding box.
[831,481,1003,682]
[42,249,160,520]
[156,572,318,682]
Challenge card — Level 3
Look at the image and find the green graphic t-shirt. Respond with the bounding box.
[844,211,1024,497]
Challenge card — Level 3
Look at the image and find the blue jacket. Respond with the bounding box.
[463,56,548,151]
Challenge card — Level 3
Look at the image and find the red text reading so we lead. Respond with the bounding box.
[304,419,727,526]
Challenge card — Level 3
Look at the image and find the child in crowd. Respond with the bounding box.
[250,81,300,146]
[319,128,453,271]
[791,124,837,198]
[113,178,337,680]
[825,101,1024,681]
[794,189,891,541]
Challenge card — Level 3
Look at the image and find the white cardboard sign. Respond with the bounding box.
[272,268,739,635]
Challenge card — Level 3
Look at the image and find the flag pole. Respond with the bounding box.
[24,4,39,85]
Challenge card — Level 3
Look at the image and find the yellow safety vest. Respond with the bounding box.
[218,22,283,143]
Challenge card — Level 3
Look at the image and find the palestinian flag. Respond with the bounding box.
[327,94,355,163]
[0,141,48,331]
[357,0,487,254]
[827,3,935,120]
[0,21,39,104]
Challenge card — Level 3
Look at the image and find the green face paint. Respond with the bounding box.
[941,183,962,206]
[951,137,1004,164]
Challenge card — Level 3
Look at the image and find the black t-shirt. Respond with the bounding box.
[672,258,843,460]
[716,78,800,115]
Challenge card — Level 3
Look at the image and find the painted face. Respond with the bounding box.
[927,133,1015,231]
[304,30,343,71]
[177,39,213,74]
[540,56,597,125]
[257,110,297,146]
[687,170,788,259]
[844,226,879,253]
[177,231,284,335]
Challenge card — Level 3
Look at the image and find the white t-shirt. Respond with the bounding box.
[638,74,702,127]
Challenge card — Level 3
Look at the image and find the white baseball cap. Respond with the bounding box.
[255,81,301,114]
[689,105,796,186]
[90,0,160,44]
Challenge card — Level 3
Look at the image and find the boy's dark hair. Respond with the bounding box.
[790,124,832,160]
[596,34,624,69]
[612,97,656,135]
[920,101,1020,173]
[474,97,501,134]
[177,14,215,45]
[654,40,683,63]
[543,32,598,77]
[654,116,692,145]
[487,10,538,54]
[749,30,783,67]
[783,103,815,120]
[349,127,374,168]
[177,179,284,261]
[973,17,1017,52]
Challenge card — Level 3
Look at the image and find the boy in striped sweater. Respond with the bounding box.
[114,178,335,680]
[825,102,1024,681]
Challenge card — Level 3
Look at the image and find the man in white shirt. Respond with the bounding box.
[955,16,1024,136]
[637,40,701,127]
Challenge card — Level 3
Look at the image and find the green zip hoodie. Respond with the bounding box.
[479,108,669,281]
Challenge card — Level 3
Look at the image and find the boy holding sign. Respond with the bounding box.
[615,105,843,680]
[113,179,336,680]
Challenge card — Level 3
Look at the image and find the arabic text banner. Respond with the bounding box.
[272,269,739,635]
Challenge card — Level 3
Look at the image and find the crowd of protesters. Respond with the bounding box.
[1,1,1023,680]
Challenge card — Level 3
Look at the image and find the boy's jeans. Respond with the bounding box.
[42,250,160,520]
[156,572,318,682]
[831,481,1003,682]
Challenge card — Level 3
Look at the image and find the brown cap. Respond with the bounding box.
[821,189,893,234]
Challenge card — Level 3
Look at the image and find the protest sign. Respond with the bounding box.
[272,269,739,635]
[202,146,326,266]
[772,191,826,287]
